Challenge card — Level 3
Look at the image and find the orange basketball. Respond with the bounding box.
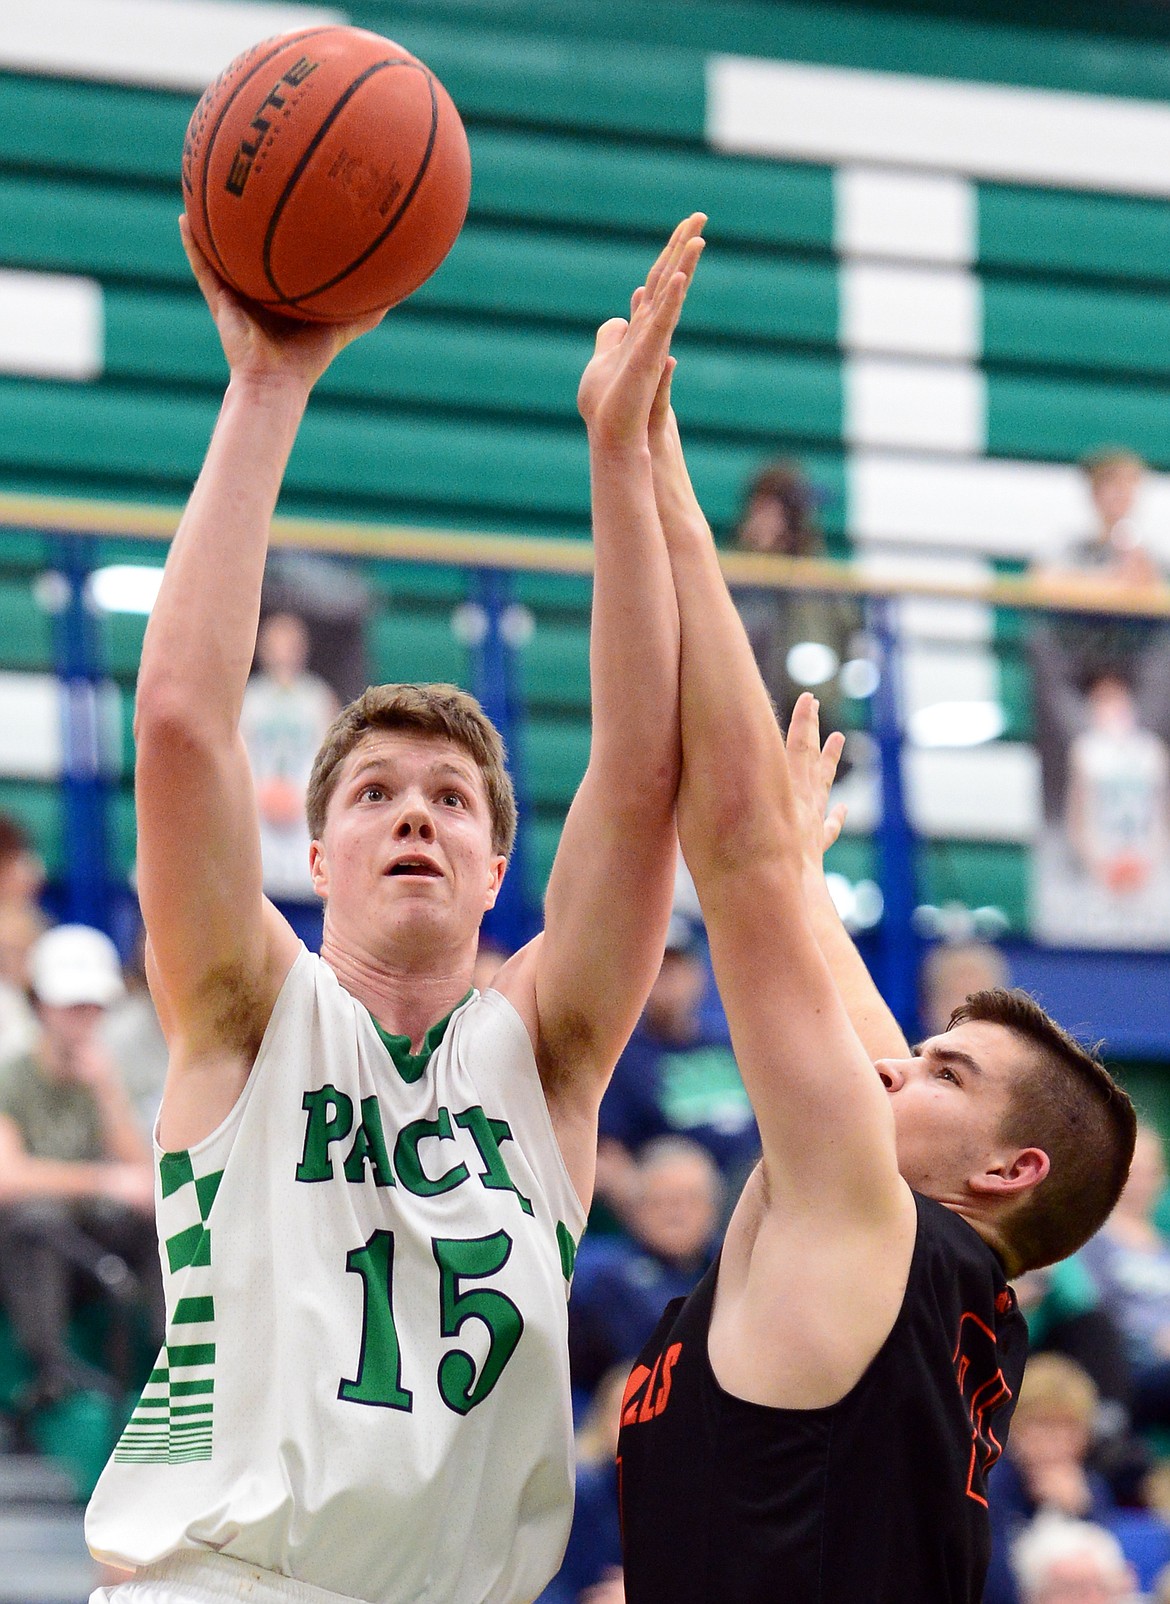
[182,25,470,322]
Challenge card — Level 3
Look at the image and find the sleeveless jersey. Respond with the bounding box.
[617,1192,1027,1604]
[86,948,586,1604]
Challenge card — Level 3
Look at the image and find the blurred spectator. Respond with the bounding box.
[1031,449,1170,825]
[1012,1514,1140,1604]
[985,1353,1167,1604]
[0,925,162,1410]
[568,1138,719,1398]
[100,920,168,1141]
[595,921,757,1223]
[1014,1260,1138,1491]
[537,1366,627,1604]
[261,549,370,705]
[1080,1124,1170,1431]
[730,459,860,742]
[241,611,339,903]
[1065,673,1170,899]
[919,938,1011,1037]
[0,898,45,1066]
[0,812,45,910]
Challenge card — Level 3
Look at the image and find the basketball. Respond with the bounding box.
[181,25,471,322]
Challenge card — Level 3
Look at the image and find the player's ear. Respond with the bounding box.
[969,1146,1050,1200]
[483,854,507,911]
[309,838,329,901]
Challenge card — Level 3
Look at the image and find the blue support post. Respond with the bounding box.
[50,535,112,933]
[468,567,537,952]
[868,596,919,1039]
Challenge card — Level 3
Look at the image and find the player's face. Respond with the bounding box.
[874,1020,1028,1205]
[310,730,506,956]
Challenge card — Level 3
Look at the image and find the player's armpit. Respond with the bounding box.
[709,1170,917,1409]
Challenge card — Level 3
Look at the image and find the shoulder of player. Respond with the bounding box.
[709,1176,919,1406]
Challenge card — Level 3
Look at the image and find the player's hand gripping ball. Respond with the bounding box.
[182,25,471,322]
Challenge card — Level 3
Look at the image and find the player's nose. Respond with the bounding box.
[393,796,436,839]
[875,1058,906,1092]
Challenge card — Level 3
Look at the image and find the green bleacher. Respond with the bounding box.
[6,0,1170,925]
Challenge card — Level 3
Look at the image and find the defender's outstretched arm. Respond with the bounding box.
[648,388,905,1219]
[500,218,704,1198]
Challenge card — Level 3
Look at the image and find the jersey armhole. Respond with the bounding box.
[475,986,588,1241]
[153,943,312,1170]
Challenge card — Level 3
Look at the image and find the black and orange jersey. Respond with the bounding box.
[617,1191,1027,1604]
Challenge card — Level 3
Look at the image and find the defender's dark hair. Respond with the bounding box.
[949,988,1136,1273]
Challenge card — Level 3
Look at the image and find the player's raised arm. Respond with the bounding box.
[499,218,703,1182]
[648,390,906,1224]
[783,694,912,1063]
[134,223,383,1145]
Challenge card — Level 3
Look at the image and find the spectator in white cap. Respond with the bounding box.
[0,924,163,1411]
[1013,1513,1139,1603]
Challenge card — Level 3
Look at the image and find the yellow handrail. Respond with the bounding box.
[3,488,1170,619]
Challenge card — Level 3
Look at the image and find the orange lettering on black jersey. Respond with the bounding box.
[621,1344,684,1428]
[622,1364,653,1427]
[655,1342,682,1414]
[953,1311,1014,1505]
[638,1353,664,1423]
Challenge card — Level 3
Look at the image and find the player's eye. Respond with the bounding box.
[359,785,385,802]
[440,791,466,808]
[937,1066,960,1085]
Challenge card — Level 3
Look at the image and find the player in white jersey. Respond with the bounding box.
[85,212,707,1602]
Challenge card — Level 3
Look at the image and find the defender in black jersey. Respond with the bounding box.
[596,283,1138,1602]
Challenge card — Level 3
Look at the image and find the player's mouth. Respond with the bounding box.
[386,856,443,878]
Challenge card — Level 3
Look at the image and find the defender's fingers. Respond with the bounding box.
[593,316,629,356]
[644,214,706,313]
[647,224,706,320]
[649,356,677,432]
[643,245,704,352]
[786,692,819,761]
[823,802,848,851]
[819,729,847,794]
[643,217,690,305]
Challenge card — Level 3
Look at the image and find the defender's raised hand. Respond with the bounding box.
[577,213,705,450]
[784,692,848,876]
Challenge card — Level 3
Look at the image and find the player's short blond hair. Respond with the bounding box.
[305,683,516,858]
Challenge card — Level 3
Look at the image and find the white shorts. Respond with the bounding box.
[92,1551,364,1604]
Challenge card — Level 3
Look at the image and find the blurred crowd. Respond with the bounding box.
[4,449,1170,1604]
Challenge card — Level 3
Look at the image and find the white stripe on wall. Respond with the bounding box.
[0,271,103,381]
[711,54,1170,199]
[849,453,1086,559]
[0,675,62,780]
[844,360,986,454]
[839,263,981,362]
[901,644,999,718]
[834,169,976,267]
[835,743,1039,841]
[906,744,1039,841]
[2,0,345,90]
[848,452,1170,562]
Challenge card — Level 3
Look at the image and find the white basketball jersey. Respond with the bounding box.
[86,948,586,1603]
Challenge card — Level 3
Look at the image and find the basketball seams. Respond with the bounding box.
[183,26,469,323]
[261,60,439,312]
[191,27,337,293]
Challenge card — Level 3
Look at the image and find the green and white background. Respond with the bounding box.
[8,0,1170,924]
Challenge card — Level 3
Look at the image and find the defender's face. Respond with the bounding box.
[310,730,506,957]
[873,1020,1026,1203]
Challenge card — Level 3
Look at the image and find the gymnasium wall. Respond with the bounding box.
[4,0,1170,936]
